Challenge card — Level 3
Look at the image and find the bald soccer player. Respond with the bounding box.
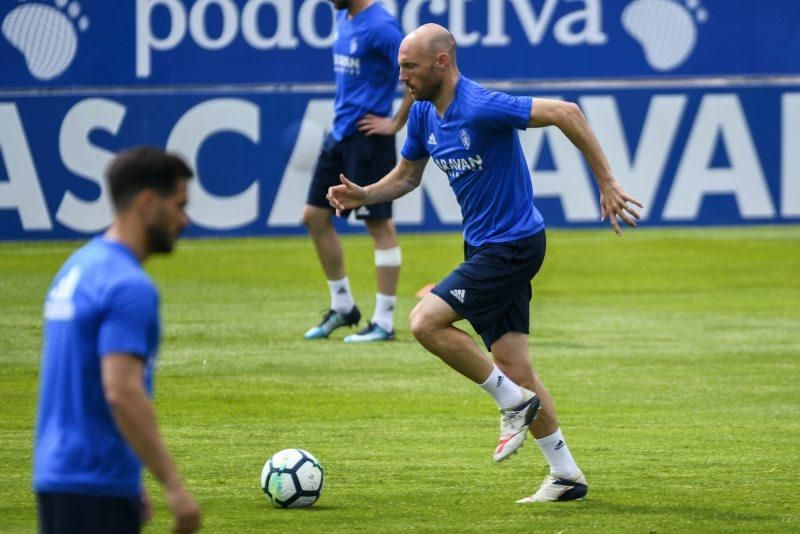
[327,24,643,503]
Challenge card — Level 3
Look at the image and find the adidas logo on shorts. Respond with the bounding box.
[449,289,465,303]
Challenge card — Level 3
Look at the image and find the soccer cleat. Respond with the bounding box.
[344,322,395,343]
[516,470,588,503]
[493,388,540,462]
[304,306,361,339]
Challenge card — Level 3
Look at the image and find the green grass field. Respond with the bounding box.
[1,227,799,532]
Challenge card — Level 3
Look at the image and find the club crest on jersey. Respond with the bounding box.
[350,38,358,54]
[459,128,471,150]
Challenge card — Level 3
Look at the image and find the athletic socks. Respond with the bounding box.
[535,428,580,478]
[479,365,525,409]
[371,293,396,333]
[481,367,582,478]
[328,277,355,313]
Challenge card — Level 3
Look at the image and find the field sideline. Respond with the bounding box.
[1,227,798,532]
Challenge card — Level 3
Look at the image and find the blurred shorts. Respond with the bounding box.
[306,130,397,220]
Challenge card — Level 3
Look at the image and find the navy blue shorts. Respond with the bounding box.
[431,230,546,350]
[37,492,142,534]
[307,131,396,220]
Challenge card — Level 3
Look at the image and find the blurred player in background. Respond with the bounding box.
[302,0,413,343]
[33,147,201,533]
[328,24,643,503]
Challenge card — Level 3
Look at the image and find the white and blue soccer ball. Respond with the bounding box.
[260,448,324,508]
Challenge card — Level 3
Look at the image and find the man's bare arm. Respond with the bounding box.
[529,98,643,235]
[327,157,428,215]
[102,354,201,533]
[357,88,414,136]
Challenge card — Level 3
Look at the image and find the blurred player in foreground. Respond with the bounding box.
[33,147,201,532]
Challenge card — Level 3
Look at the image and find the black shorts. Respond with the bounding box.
[306,131,396,220]
[431,230,546,350]
[37,491,142,534]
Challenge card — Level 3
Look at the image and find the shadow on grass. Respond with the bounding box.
[561,498,783,524]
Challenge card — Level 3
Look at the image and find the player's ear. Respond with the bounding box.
[132,189,160,219]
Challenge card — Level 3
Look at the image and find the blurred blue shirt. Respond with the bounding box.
[331,3,403,140]
[33,237,159,498]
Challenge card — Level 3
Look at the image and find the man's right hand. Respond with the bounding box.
[166,483,201,533]
[327,174,367,216]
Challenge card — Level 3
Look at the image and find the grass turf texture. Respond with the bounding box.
[1,227,798,532]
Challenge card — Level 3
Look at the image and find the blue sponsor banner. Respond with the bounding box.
[1,83,799,240]
[1,1,799,88]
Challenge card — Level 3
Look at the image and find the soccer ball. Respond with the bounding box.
[260,448,324,508]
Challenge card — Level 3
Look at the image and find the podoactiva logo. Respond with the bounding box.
[2,0,90,81]
[1,0,708,82]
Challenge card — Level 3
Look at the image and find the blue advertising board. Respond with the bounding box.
[1,83,798,240]
[1,0,800,88]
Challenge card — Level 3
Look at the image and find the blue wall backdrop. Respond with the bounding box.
[1,0,799,239]
[2,0,800,86]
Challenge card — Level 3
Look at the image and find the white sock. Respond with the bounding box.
[535,428,580,477]
[479,366,524,409]
[328,277,355,313]
[371,293,395,332]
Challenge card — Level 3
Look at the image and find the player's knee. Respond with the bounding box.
[408,305,425,340]
[301,206,329,230]
[409,304,436,344]
[374,246,401,268]
[366,219,397,246]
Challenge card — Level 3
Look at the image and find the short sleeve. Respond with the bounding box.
[98,278,158,360]
[371,18,403,69]
[400,105,429,161]
[470,88,532,131]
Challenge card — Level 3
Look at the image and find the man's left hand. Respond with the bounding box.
[357,114,399,136]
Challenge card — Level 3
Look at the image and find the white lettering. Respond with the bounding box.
[56,99,125,233]
[432,155,483,178]
[242,0,299,49]
[268,99,333,226]
[450,0,480,47]
[189,0,238,50]
[482,0,510,45]
[482,0,606,47]
[0,104,51,230]
[553,0,607,46]
[333,54,361,75]
[136,0,187,78]
[782,93,800,217]
[507,0,559,45]
[580,94,686,220]
[664,94,775,220]
[269,98,461,227]
[135,0,611,77]
[45,266,81,321]
[167,99,261,229]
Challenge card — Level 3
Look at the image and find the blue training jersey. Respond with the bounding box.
[401,76,545,247]
[331,3,403,140]
[33,237,160,498]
